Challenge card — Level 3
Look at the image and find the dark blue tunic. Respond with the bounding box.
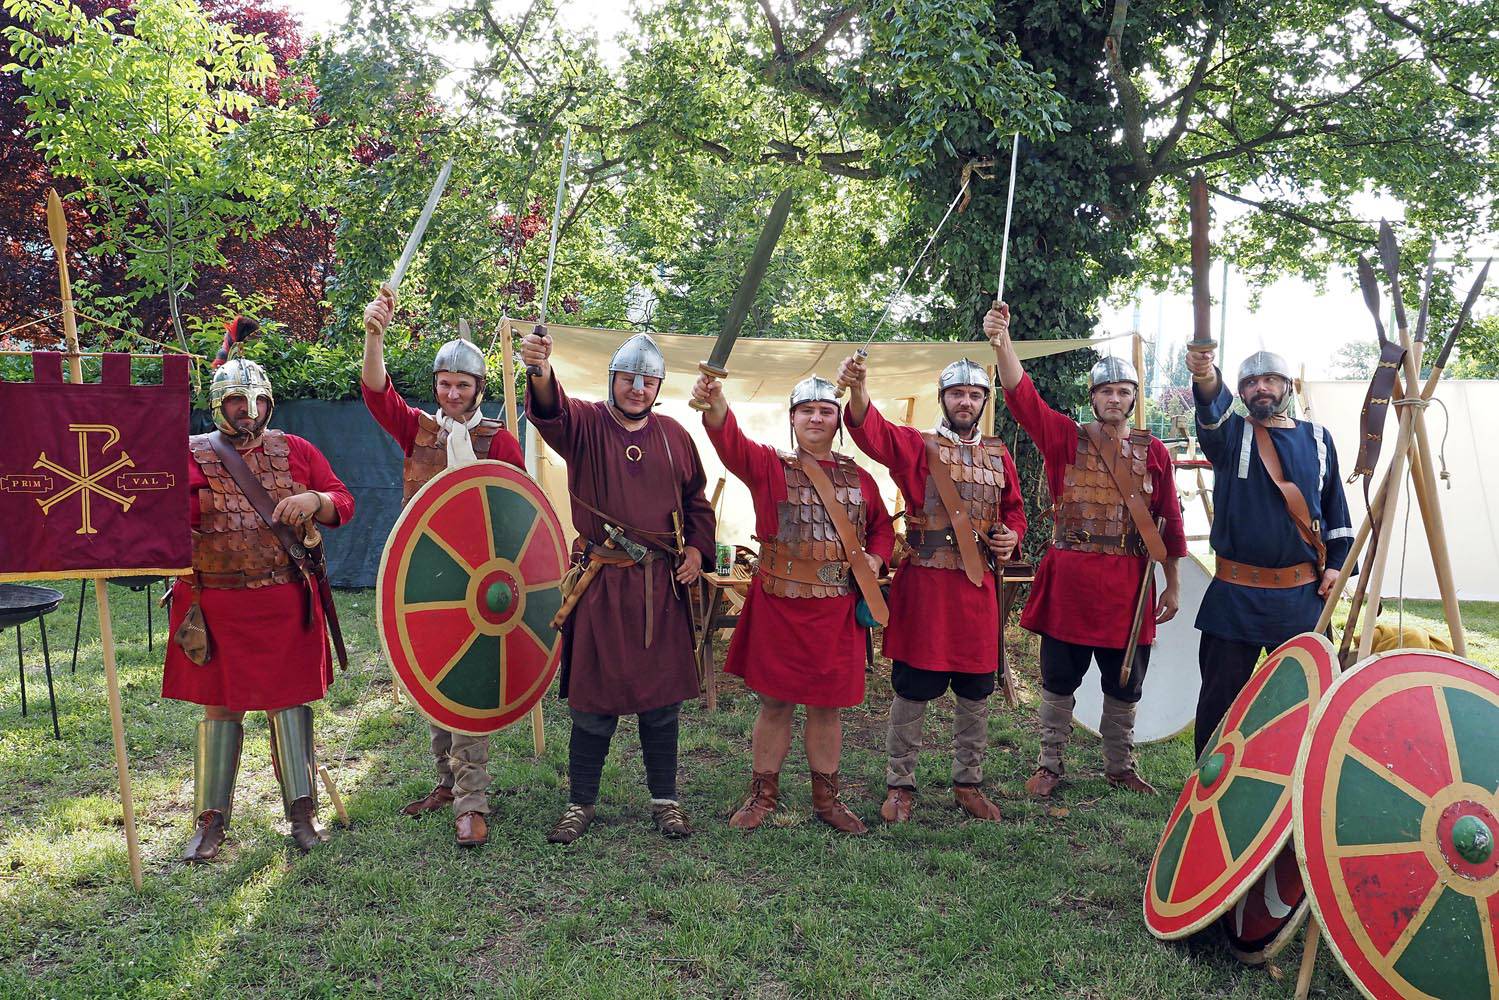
[1194,378,1355,647]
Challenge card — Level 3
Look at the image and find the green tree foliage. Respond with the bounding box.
[1447,313,1499,378]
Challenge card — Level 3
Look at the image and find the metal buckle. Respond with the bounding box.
[816,563,848,586]
[1064,529,1090,545]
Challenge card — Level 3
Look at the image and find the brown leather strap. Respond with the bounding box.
[756,549,850,587]
[1250,422,1327,573]
[1082,422,1168,562]
[197,566,299,590]
[1050,526,1146,556]
[1351,337,1407,481]
[920,438,987,587]
[796,452,889,625]
[1215,557,1317,589]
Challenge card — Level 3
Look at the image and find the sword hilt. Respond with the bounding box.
[688,361,727,412]
[833,347,869,400]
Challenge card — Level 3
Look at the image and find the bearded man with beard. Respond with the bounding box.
[837,348,1026,824]
[1185,346,1354,757]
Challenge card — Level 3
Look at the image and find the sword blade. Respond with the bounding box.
[1189,171,1214,347]
[387,157,455,292]
[1433,259,1491,371]
[995,132,1020,302]
[1355,255,1388,344]
[1413,245,1436,344]
[705,187,795,372]
[537,126,574,328]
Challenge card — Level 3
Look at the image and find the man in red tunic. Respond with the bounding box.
[984,301,1185,798]
[837,351,1026,823]
[693,372,896,834]
[521,328,715,844]
[361,288,526,848]
[163,357,355,860]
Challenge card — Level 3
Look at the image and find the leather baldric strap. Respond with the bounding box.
[1250,422,1327,573]
[920,438,987,587]
[1215,557,1317,589]
[1351,338,1407,481]
[797,452,889,625]
[1081,422,1167,563]
[206,432,348,670]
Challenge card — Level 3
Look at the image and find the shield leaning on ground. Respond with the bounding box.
[1293,649,1499,1000]
[1144,632,1337,940]
[1220,845,1308,964]
[377,460,568,736]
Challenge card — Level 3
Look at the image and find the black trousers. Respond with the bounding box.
[1039,635,1150,704]
[567,703,681,806]
[1194,633,1269,758]
[890,660,995,702]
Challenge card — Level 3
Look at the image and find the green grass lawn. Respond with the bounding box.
[0,585,1491,999]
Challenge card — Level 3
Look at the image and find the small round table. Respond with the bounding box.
[0,584,64,739]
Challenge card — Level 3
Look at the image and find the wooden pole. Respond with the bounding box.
[318,764,350,827]
[46,190,83,386]
[1294,920,1321,1000]
[497,317,544,756]
[1133,334,1146,430]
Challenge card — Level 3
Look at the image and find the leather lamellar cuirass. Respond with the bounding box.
[903,433,1008,570]
[757,451,867,599]
[190,430,305,588]
[1051,423,1153,556]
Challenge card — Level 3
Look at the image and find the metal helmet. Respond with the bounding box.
[210,358,274,436]
[431,337,487,412]
[1237,349,1295,416]
[607,333,667,406]
[1088,356,1139,391]
[789,375,839,411]
[938,358,992,395]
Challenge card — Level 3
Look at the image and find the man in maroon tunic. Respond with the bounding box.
[164,357,355,860]
[361,287,526,847]
[521,328,715,844]
[837,352,1026,823]
[693,372,896,834]
[985,301,1185,798]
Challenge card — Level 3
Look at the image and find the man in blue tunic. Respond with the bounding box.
[1186,347,1355,756]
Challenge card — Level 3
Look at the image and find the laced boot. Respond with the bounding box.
[180,718,242,863]
[455,810,489,847]
[547,803,595,844]
[651,801,693,838]
[953,784,1003,821]
[287,796,326,853]
[880,786,915,823]
[1025,767,1063,799]
[728,772,780,831]
[181,810,227,863]
[810,770,867,835]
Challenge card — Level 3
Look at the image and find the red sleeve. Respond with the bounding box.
[1003,373,1080,465]
[1149,438,1189,558]
[361,375,422,456]
[289,435,355,526]
[859,467,896,566]
[999,447,1027,538]
[704,407,779,485]
[486,427,524,465]
[845,400,928,503]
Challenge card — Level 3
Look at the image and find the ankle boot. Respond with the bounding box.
[810,770,867,835]
[181,718,242,862]
[268,705,327,850]
[1101,695,1157,795]
[728,771,780,830]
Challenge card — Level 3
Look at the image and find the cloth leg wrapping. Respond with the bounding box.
[266,705,317,816]
[568,708,619,806]
[952,695,990,786]
[884,695,926,789]
[429,723,456,790]
[638,703,682,801]
[193,718,243,822]
[1036,690,1076,776]
[449,731,492,815]
[1099,694,1137,777]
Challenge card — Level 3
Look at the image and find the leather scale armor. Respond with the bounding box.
[903,433,1008,570]
[756,452,867,599]
[1051,424,1153,556]
[402,412,508,503]
[189,430,305,588]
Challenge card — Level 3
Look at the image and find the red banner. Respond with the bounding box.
[0,352,191,580]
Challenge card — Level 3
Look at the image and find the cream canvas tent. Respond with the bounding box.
[523,322,1129,550]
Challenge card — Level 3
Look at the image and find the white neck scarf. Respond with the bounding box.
[437,408,485,466]
[933,420,982,445]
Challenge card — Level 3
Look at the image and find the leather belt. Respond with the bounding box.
[1050,526,1145,556]
[905,527,968,557]
[757,548,851,589]
[585,542,664,646]
[197,566,298,590]
[1214,558,1317,589]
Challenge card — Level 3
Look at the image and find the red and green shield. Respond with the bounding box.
[377,461,568,736]
[1144,632,1336,939]
[1221,846,1308,964]
[1293,649,1499,1000]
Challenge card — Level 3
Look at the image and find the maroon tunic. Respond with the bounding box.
[527,375,715,716]
[360,375,525,465]
[706,409,896,707]
[847,402,1027,675]
[162,435,355,712]
[1004,373,1188,647]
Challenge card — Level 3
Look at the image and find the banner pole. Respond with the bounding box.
[96,583,142,888]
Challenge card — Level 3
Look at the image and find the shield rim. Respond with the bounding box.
[375,459,566,737]
[1143,631,1337,940]
[1291,648,1499,1000]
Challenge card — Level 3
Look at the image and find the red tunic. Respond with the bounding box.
[1004,373,1188,647]
[705,409,896,707]
[161,434,356,712]
[527,375,716,716]
[846,403,1027,675]
[360,375,525,465]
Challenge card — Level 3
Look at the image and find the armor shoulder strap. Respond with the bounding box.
[1128,427,1152,449]
[477,416,506,431]
[260,430,290,457]
[980,435,1010,463]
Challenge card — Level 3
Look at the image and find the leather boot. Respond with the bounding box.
[547,803,596,844]
[180,718,242,863]
[1025,767,1063,798]
[287,796,325,853]
[953,784,1003,821]
[879,786,915,823]
[455,810,489,847]
[810,770,867,835]
[651,801,693,838]
[401,785,455,816]
[1034,689,1075,786]
[268,706,327,850]
[728,772,780,831]
[1101,695,1157,795]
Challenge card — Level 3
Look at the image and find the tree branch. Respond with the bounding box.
[1151,6,1229,170]
[1102,0,1151,178]
[794,7,856,64]
[756,0,787,59]
[1206,184,1372,246]
[1158,123,1342,175]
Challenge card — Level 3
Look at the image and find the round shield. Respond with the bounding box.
[1293,649,1499,1000]
[1144,631,1337,939]
[377,461,568,736]
[1221,846,1308,964]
